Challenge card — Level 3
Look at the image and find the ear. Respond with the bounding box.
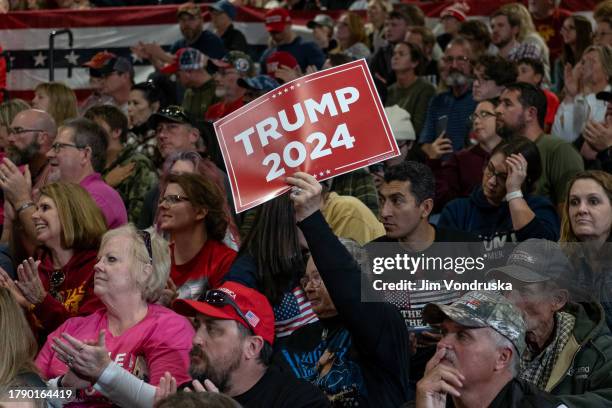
[111,128,122,142]
[151,101,160,113]
[526,106,539,124]
[38,131,53,148]
[243,335,265,361]
[551,289,569,312]
[195,206,208,222]
[495,345,514,372]
[420,198,434,219]
[188,127,200,146]
[511,25,520,39]
[81,146,93,167]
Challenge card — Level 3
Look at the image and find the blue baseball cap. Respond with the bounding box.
[238,75,279,92]
[210,0,237,20]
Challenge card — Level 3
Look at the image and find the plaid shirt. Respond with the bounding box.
[520,311,576,389]
[330,168,380,216]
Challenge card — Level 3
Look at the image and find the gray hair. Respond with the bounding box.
[60,117,108,172]
[100,224,170,303]
[489,328,520,377]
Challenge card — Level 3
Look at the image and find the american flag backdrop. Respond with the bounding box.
[0,1,594,102]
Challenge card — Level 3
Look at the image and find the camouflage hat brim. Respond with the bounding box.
[486,264,549,283]
[422,303,489,328]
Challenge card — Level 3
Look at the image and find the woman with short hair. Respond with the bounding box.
[35,224,193,407]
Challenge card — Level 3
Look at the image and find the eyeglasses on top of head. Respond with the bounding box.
[137,229,153,264]
[199,289,255,332]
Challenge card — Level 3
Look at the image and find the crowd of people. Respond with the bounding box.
[0,0,612,407]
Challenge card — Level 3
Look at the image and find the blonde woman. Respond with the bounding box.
[0,287,43,388]
[553,45,612,143]
[333,12,371,60]
[33,82,78,126]
[0,182,107,336]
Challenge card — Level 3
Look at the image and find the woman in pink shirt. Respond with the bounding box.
[35,224,194,407]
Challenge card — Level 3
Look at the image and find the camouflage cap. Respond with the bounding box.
[423,291,527,356]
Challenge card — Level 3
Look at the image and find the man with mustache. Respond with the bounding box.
[416,290,566,407]
[0,109,56,253]
[488,239,612,406]
[173,281,330,407]
[419,37,477,158]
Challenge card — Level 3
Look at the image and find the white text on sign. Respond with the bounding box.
[233,87,360,181]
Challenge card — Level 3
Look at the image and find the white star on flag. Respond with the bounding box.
[131,52,143,63]
[319,171,324,177]
[290,86,295,90]
[326,170,331,174]
[284,88,288,93]
[64,51,79,65]
[33,52,47,67]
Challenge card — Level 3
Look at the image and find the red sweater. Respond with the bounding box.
[32,249,103,335]
[171,239,237,300]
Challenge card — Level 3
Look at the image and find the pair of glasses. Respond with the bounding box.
[199,290,255,332]
[469,111,497,122]
[137,230,153,264]
[300,274,323,289]
[442,56,470,64]
[159,194,190,206]
[485,162,507,184]
[49,269,66,301]
[50,142,84,154]
[8,127,44,135]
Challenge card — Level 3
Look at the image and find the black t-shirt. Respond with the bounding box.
[222,25,249,54]
[171,30,226,59]
[234,367,331,408]
[274,316,367,406]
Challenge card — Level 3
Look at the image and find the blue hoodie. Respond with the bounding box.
[438,187,560,244]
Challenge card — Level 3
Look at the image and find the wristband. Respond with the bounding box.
[16,201,35,214]
[505,190,524,202]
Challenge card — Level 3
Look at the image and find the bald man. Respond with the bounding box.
[0,109,57,251]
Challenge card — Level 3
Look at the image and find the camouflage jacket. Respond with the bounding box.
[102,144,158,223]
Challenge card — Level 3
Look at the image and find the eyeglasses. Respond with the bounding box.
[484,162,507,184]
[593,31,612,39]
[442,56,470,64]
[49,269,66,302]
[137,229,153,264]
[50,142,84,153]
[8,127,44,135]
[159,194,190,206]
[469,111,497,122]
[199,289,255,332]
[300,274,323,289]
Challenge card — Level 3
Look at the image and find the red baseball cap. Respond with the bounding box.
[173,282,275,345]
[82,51,116,69]
[265,8,291,32]
[160,48,207,75]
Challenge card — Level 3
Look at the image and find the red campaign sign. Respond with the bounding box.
[214,59,399,213]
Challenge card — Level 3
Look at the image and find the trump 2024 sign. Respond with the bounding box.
[214,59,399,213]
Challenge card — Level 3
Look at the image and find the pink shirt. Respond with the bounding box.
[36,304,194,407]
[80,172,128,229]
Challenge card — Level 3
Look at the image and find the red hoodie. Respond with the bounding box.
[32,249,104,335]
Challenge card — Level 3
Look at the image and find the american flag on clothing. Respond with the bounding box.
[274,286,318,338]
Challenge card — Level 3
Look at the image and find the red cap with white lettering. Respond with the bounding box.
[173,281,275,345]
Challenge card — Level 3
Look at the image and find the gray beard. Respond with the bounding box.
[8,140,41,166]
[445,71,471,88]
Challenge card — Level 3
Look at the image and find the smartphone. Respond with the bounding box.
[436,115,448,138]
